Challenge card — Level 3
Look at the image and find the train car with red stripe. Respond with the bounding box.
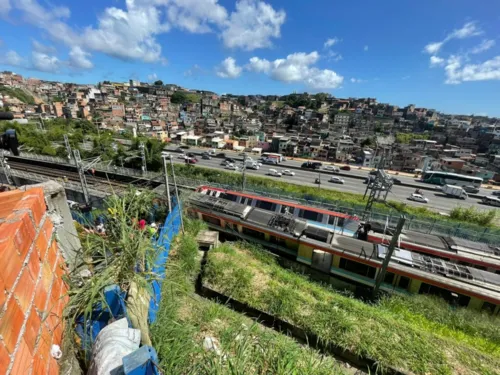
[188,193,500,314]
[195,185,360,236]
[196,185,500,273]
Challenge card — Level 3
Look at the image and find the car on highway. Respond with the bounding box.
[463,185,480,194]
[185,158,197,164]
[492,190,500,196]
[364,176,375,184]
[301,161,322,170]
[282,169,295,176]
[178,153,187,159]
[225,157,236,163]
[408,193,429,203]
[268,169,282,177]
[202,154,211,160]
[340,165,351,171]
[187,153,198,161]
[263,158,279,165]
[329,176,345,184]
[208,149,217,156]
[482,196,500,207]
[180,145,190,149]
[225,163,239,171]
[175,147,184,152]
[323,165,340,173]
[369,170,378,175]
[215,152,226,158]
[391,177,402,185]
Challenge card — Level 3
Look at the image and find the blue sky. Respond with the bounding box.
[0,0,499,116]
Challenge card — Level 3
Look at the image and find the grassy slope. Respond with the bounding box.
[0,86,35,104]
[203,243,500,375]
[151,219,352,375]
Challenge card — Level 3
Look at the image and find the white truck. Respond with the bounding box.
[245,160,260,170]
[441,185,468,199]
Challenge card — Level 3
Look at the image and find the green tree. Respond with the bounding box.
[154,80,164,86]
[41,145,57,156]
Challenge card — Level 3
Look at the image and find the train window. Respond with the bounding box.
[398,276,410,289]
[481,302,497,315]
[339,258,376,279]
[202,215,221,227]
[270,235,287,246]
[419,283,471,307]
[384,272,395,285]
[220,193,238,202]
[299,209,324,223]
[242,227,265,239]
[256,200,277,211]
[241,197,253,206]
[280,205,294,215]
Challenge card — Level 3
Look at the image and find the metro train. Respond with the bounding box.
[196,185,500,273]
[188,192,500,314]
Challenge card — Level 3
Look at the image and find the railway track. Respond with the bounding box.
[8,161,135,188]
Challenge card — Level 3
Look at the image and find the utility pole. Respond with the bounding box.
[373,215,406,296]
[169,157,184,233]
[242,153,247,191]
[63,134,73,164]
[139,142,147,174]
[162,155,172,213]
[73,150,90,206]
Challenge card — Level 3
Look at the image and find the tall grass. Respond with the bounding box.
[450,206,497,226]
[203,243,500,375]
[151,221,351,375]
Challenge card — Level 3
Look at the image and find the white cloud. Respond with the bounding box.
[423,21,483,55]
[147,73,158,81]
[445,55,500,84]
[469,39,495,54]
[32,51,60,73]
[221,0,286,50]
[247,56,272,73]
[423,42,443,55]
[363,45,368,51]
[32,40,56,54]
[2,51,25,67]
[326,50,343,62]
[9,0,286,69]
[166,0,227,33]
[69,46,94,69]
[247,51,343,90]
[430,55,445,67]
[82,1,169,63]
[0,0,11,16]
[216,57,242,78]
[324,37,340,48]
[350,78,366,83]
[447,21,482,40]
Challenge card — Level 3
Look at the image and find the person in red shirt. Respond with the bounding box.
[138,219,146,230]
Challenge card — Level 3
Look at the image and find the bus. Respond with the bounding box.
[261,152,285,162]
[421,172,483,188]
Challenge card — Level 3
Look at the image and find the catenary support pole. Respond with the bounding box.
[373,215,406,296]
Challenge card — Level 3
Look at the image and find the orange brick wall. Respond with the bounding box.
[0,188,69,375]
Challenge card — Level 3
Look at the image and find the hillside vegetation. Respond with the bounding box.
[0,86,35,104]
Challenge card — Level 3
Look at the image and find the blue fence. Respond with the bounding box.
[75,201,182,375]
[149,201,182,323]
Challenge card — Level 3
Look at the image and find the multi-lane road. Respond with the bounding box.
[166,146,499,214]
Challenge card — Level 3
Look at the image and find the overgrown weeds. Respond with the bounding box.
[151,220,353,375]
[450,206,497,226]
[203,243,500,375]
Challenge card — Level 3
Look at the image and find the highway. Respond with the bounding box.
[166,147,499,214]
